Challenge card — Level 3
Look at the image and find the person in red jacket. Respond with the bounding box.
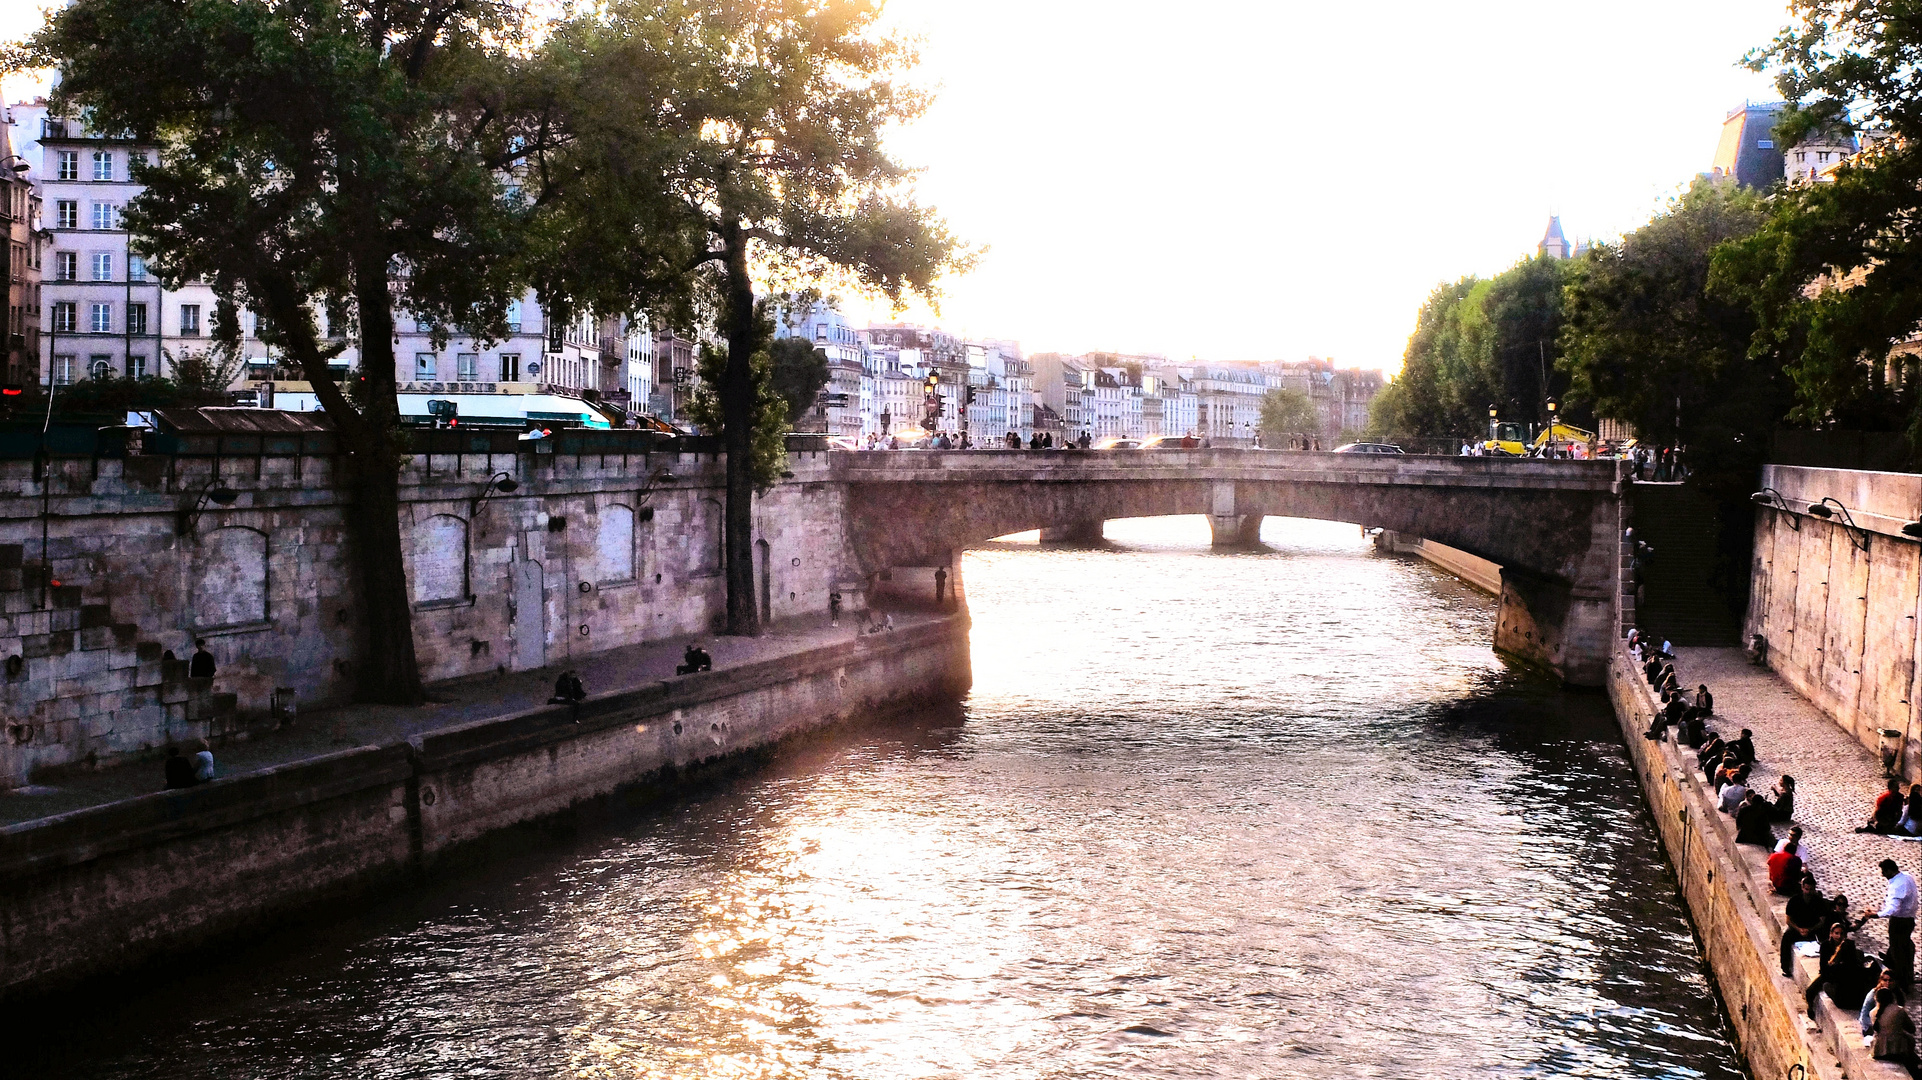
[1860,778,1906,834]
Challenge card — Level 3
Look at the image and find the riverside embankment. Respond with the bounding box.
[0,611,971,1004]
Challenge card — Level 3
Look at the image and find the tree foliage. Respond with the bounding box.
[1258,388,1318,445]
[1373,256,1574,438]
[1710,0,1922,454]
[1563,178,1778,448]
[769,336,831,429]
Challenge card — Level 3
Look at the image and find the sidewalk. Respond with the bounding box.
[1670,646,1909,959]
[0,607,950,827]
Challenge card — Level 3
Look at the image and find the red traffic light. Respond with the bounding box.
[1,386,22,397]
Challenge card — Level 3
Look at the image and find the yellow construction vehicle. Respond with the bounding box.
[1481,411,1598,457]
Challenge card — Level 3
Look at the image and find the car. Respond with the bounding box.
[1139,434,1200,449]
[825,436,864,451]
[1333,442,1405,455]
[1092,438,1143,450]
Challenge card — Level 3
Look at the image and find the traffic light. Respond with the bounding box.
[963,386,977,406]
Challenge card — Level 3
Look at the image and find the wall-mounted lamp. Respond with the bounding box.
[1902,519,1922,539]
[469,471,520,518]
[1750,487,1802,531]
[1809,496,1871,551]
[177,479,239,535]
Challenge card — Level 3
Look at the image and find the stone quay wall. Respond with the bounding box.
[0,616,971,1003]
[1747,465,1922,776]
[1608,640,1905,1080]
[0,446,864,786]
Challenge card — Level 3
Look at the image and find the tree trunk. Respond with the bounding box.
[720,220,759,636]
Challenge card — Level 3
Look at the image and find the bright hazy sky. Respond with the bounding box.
[3,0,1792,372]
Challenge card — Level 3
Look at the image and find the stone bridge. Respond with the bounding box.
[830,449,1626,685]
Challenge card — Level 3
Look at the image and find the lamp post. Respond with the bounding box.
[1545,398,1559,458]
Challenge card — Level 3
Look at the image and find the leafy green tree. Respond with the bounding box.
[1563,179,1777,449]
[769,336,831,429]
[13,0,678,702]
[1708,3,1922,453]
[686,337,790,490]
[1259,388,1319,445]
[585,0,968,635]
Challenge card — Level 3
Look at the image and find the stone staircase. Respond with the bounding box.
[1,542,238,783]
[1629,483,1740,646]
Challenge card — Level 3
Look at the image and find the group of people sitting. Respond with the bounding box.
[1639,628,1920,1069]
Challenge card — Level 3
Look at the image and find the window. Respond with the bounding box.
[457,352,477,380]
[55,151,77,181]
[90,303,112,333]
[91,151,112,181]
[499,353,520,381]
[415,352,436,378]
[91,252,112,281]
[51,302,75,333]
[90,202,116,230]
[55,251,76,281]
[815,323,827,342]
[127,302,147,336]
[128,355,146,379]
[53,355,73,385]
[1796,151,1807,162]
[127,255,146,281]
[504,300,521,332]
[179,304,201,335]
[89,357,111,380]
[1819,151,1833,163]
[55,200,76,229]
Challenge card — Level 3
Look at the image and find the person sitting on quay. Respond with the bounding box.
[1718,765,1752,814]
[1627,628,1642,659]
[549,668,586,706]
[1767,775,1797,821]
[1900,784,1922,837]
[1680,707,1709,749]
[1645,692,1690,741]
[1689,683,1714,721]
[1726,728,1757,768]
[193,738,216,784]
[1784,872,1825,976]
[1863,968,1911,1041]
[1771,842,1808,896]
[1714,759,1750,797]
[1871,987,1919,1069]
[162,745,197,790]
[1698,732,1727,778]
[1860,779,1908,834]
[1780,826,1816,876]
[189,638,216,680]
[1644,652,1665,685]
[677,643,713,675]
[1808,920,1878,1016]
[1737,790,1776,846]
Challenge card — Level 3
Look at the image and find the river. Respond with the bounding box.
[23,516,1743,1079]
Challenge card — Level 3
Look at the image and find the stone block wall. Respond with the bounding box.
[1748,466,1922,776]
[0,447,860,785]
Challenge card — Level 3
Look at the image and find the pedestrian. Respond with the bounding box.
[163,745,197,789]
[1858,858,1918,991]
[549,668,586,705]
[189,638,216,679]
[193,738,216,783]
[676,643,713,675]
[829,591,842,627]
[934,567,948,607]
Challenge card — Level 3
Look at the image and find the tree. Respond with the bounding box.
[14,0,641,703]
[1259,388,1319,445]
[1563,178,1778,448]
[1712,0,1922,455]
[588,0,968,636]
[1372,256,1574,439]
[769,335,831,428]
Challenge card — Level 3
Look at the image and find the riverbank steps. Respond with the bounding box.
[0,615,971,1005]
[1610,638,1907,1080]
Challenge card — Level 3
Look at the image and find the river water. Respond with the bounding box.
[26,517,1743,1079]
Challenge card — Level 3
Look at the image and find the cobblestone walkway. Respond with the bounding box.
[1673,646,1913,957]
[0,607,952,827]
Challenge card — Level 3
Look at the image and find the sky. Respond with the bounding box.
[1,0,1792,372]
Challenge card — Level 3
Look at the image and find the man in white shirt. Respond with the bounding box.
[1777,827,1815,878]
[1859,858,1918,990]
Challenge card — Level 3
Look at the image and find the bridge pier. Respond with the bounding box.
[1209,514,1264,547]
[1494,568,1612,686]
[1039,520,1105,544]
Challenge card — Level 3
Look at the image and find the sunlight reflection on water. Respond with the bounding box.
[27,516,1741,1080]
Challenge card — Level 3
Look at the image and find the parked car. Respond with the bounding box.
[1140,434,1200,449]
[1333,442,1405,455]
[1092,438,1143,450]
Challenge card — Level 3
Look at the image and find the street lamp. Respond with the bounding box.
[1750,487,1801,532]
[177,478,240,535]
[1807,496,1870,551]
[468,471,520,519]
